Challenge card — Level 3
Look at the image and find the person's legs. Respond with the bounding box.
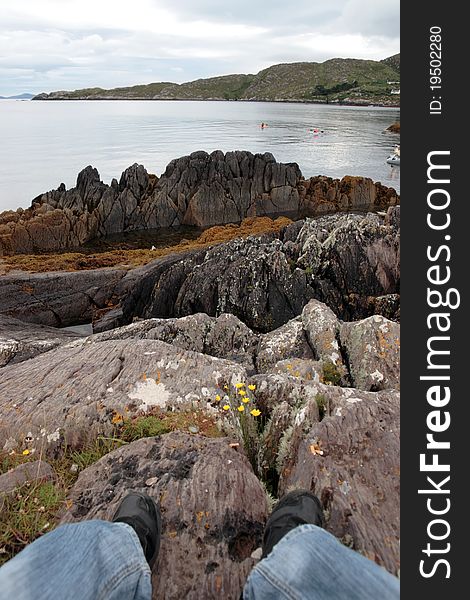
[0,492,161,600]
[244,524,399,600]
[244,490,399,600]
[0,520,152,600]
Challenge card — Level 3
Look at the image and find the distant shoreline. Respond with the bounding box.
[31,97,400,108]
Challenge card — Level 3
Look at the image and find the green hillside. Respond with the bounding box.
[33,55,400,105]
[381,53,400,73]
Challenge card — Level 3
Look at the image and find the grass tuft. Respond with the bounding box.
[0,409,222,565]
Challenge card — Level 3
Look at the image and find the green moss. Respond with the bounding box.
[120,416,171,442]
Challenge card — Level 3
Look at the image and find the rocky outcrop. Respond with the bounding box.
[92,313,259,371]
[0,267,128,327]
[255,318,314,372]
[339,315,400,391]
[0,151,399,256]
[0,338,249,452]
[1,211,399,329]
[243,373,399,573]
[60,432,269,600]
[0,295,400,577]
[0,299,400,447]
[122,210,400,329]
[0,315,82,366]
[298,175,398,216]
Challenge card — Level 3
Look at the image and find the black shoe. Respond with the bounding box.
[112,492,162,568]
[262,489,325,558]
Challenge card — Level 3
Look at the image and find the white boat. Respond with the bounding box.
[386,145,400,166]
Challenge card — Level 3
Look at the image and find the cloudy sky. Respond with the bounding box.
[0,0,399,96]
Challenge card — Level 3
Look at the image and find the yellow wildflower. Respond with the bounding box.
[242,397,250,404]
[250,409,261,417]
[22,449,30,456]
[215,394,221,402]
[235,382,245,389]
[223,404,230,411]
[239,390,246,396]
[112,413,123,424]
[248,384,256,391]
[223,385,229,391]
[237,405,245,412]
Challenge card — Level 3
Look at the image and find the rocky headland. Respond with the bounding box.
[33,55,400,106]
[0,152,400,598]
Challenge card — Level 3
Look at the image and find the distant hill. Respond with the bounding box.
[33,55,400,105]
[0,93,34,100]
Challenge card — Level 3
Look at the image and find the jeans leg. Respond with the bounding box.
[0,521,152,600]
[243,524,399,600]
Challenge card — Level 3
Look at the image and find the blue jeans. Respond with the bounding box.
[0,521,399,599]
[243,524,399,600]
[0,521,151,600]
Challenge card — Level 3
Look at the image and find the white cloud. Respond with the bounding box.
[0,0,399,96]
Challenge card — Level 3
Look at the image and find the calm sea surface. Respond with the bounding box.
[0,100,400,213]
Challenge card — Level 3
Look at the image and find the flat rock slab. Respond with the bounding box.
[60,432,268,600]
[279,387,400,574]
[0,315,82,367]
[0,339,247,452]
[0,268,127,327]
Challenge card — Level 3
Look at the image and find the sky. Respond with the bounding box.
[0,0,399,96]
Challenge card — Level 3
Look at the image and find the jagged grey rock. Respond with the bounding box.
[299,213,400,320]
[269,358,323,382]
[126,235,315,332]
[301,300,341,361]
[0,152,398,256]
[339,315,400,391]
[91,313,259,370]
[243,370,400,573]
[122,211,400,329]
[255,317,314,371]
[60,432,268,600]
